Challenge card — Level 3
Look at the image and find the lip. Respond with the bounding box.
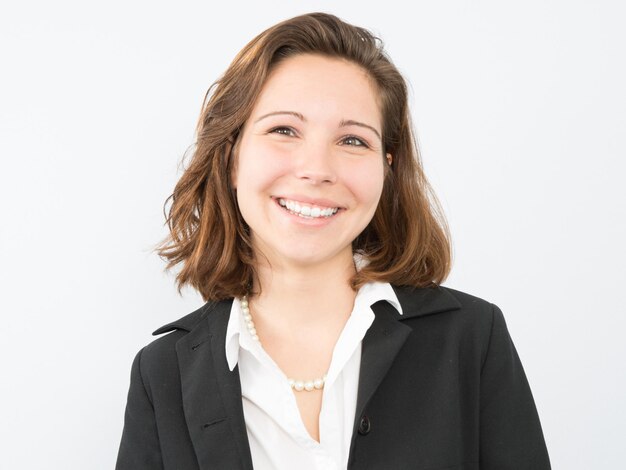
[271,195,343,225]
[271,194,345,210]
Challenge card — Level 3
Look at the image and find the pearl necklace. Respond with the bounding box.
[241,296,327,392]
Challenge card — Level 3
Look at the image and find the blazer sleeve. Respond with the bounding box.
[115,348,165,470]
[479,303,551,469]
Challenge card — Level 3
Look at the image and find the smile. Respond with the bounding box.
[277,198,339,219]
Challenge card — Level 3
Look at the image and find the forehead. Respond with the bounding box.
[249,54,382,127]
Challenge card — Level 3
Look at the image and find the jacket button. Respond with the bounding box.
[358,415,371,435]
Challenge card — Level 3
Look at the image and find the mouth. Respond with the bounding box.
[276,197,340,219]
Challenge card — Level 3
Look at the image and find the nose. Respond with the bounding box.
[294,141,337,185]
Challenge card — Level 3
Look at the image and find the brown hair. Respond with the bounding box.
[156,12,452,301]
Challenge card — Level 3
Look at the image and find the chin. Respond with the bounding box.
[268,245,354,270]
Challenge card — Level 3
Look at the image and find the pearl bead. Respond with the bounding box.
[242,295,327,392]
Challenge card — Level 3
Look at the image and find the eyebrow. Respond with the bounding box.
[255,111,306,123]
[254,111,381,141]
[339,119,381,141]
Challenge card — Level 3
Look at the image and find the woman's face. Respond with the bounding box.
[233,53,388,271]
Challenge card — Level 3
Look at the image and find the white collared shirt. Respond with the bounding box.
[224,282,403,470]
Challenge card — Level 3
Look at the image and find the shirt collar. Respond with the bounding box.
[224,281,402,372]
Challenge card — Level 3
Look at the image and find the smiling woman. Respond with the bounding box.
[233,54,387,271]
[116,12,551,470]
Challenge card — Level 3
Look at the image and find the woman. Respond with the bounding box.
[116,12,550,470]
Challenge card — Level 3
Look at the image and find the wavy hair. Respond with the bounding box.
[156,12,452,301]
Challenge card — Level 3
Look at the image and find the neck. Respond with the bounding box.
[249,254,357,328]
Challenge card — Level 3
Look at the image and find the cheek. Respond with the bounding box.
[233,142,291,202]
[346,159,386,205]
[233,139,263,189]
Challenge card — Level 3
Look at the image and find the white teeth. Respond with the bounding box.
[277,198,339,219]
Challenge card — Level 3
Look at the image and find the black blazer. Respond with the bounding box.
[116,285,550,469]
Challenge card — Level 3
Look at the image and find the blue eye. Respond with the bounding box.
[342,135,369,148]
[269,126,296,137]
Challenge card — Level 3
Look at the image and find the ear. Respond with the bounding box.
[386,153,393,166]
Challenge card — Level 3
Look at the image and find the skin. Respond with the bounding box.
[232,53,391,442]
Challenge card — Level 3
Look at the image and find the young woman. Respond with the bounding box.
[116,12,550,470]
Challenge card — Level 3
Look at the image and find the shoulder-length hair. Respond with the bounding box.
[156,12,452,301]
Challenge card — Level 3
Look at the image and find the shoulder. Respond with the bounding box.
[392,284,497,319]
[441,285,500,320]
[390,285,509,371]
[391,284,502,343]
[134,299,233,378]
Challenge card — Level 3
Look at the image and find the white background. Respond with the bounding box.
[1,1,624,468]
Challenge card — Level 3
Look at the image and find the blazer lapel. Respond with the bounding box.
[174,300,253,470]
[352,300,412,437]
[350,286,462,446]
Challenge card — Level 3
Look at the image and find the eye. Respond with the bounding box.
[340,135,369,148]
[269,126,297,137]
